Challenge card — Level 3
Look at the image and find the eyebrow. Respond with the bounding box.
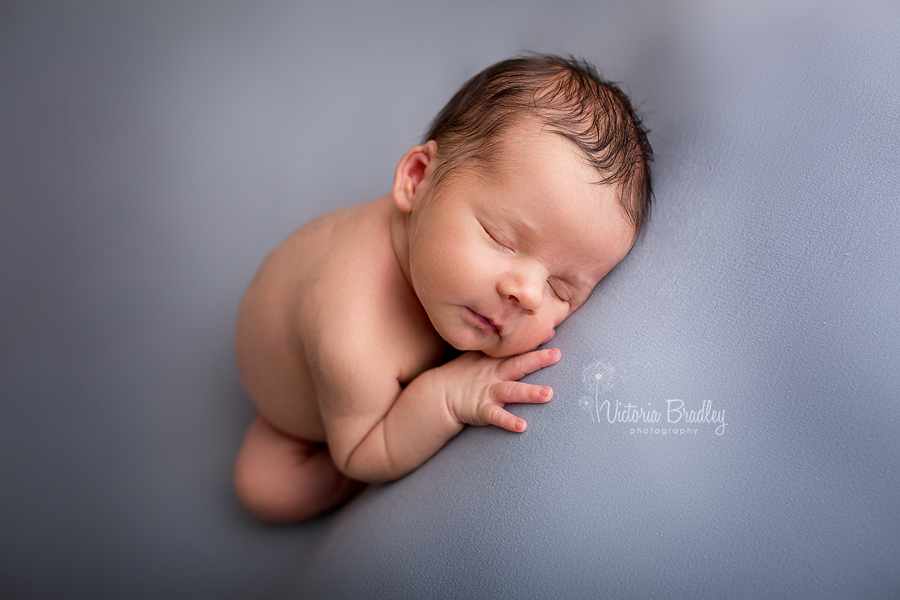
[508,213,538,240]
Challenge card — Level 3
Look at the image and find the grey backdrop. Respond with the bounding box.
[2,1,899,599]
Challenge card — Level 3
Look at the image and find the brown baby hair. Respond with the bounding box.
[424,53,653,234]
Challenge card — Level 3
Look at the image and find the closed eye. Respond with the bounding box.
[548,278,570,303]
[481,223,512,251]
[548,282,562,300]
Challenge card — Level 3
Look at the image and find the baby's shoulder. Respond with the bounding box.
[294,198,445,383]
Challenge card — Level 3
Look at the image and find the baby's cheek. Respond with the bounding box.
[519,320,556,353]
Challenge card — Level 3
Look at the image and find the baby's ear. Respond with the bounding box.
[392,141,437,213]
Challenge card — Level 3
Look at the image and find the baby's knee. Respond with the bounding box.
[233,462,308,523]
[232,426,310,523]
[232,419,359,522]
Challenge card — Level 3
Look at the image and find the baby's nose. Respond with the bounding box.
[498,272,543,314]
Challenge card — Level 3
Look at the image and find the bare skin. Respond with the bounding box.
[233,125,635,522]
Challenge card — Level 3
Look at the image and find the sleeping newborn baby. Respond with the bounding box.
[232,53,653,522]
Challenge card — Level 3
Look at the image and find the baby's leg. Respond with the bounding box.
[233,417,363,523]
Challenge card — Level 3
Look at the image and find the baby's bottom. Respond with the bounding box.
[233,417,364,523]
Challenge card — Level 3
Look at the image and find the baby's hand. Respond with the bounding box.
[436,348,562,433]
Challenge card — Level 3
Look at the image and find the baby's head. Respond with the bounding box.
[424,53,652,236]
[392,54,653,357]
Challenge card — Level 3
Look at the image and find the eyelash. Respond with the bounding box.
[548,280,566,302]
[482,223,511,251]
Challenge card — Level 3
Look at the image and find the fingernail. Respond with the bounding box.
[539,387,552,398]
[549,348,561,359]
[517,420,527,432]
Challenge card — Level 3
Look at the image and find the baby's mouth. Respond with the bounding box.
[466,307,500,336]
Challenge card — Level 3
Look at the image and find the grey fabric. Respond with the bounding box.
[2,1,898,599]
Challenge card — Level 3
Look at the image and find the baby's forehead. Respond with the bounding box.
[493,124,606,184]
[444,121,636,236]
[494,132,617,193]
[479,159,634,263]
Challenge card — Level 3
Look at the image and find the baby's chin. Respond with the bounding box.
[475,334,553,358]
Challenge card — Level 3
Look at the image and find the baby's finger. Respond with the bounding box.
[498,347,561,381]
[484,404,528,433]
[490,380,553,406]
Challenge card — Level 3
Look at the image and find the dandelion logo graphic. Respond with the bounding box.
[578,361,619,423]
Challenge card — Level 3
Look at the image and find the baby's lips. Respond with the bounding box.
[540,329,556,345]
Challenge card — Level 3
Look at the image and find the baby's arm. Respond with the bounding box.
[317,345,561,484]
